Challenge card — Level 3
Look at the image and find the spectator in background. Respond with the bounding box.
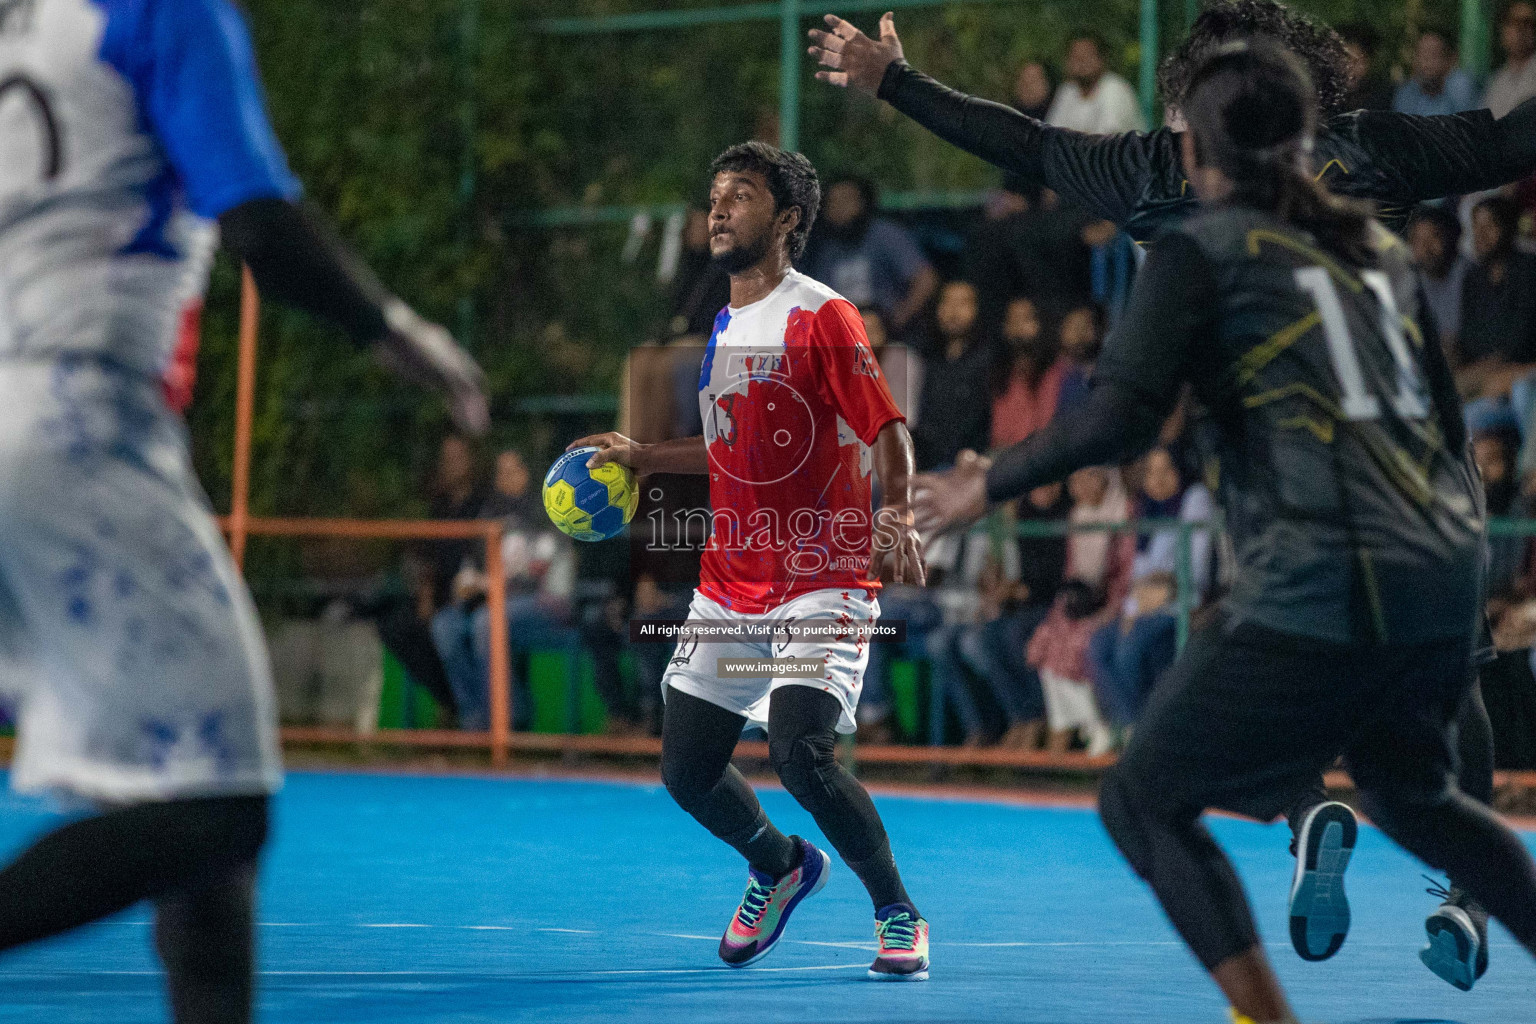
[1394,29,1481,116]
[1012,60,1055,120]
[1457,196,1536,430]
[1128,447,1214,600]
[963,181,1099,333]
[431,449,577,732]
[1487,2,1536,118]
[1063,465,1134,611]
[1046,34,1146,133]
[1027,578,1116,754]
[990,296,1066,449]
[1088,571,1180,730]
[1054,302,1106,414]
[924,528,1015,746]
[1408,204,1471,348]
[913,281,993,469]
[665,207,731,340]
[1474,428,1529,594]
[422,434,488,620]
[862,306,924,429]
[803,175,938,335]
[1337,23,1394,111]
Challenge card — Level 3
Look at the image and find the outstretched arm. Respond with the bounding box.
[808,13,1153,224]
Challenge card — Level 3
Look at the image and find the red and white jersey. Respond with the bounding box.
[697,269,904,614]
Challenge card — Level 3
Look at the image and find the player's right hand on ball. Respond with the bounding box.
[373,301,490,436]
[808,12,903,95]
[569,432,645,472]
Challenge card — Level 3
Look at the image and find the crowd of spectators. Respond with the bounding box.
[363,24,1536,765]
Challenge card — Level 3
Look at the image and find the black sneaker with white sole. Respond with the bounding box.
[1420,880,1489,991]
[1287,800,1357,962]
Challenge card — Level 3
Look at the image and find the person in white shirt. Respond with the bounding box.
[1486,2,1536,118]
[1046,34,1147,134]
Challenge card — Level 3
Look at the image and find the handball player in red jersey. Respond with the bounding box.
[569,142,929,980]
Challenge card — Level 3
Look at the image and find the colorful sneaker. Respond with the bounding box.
[1420,879,1489,991]
[1287,801,1357,962]
[718,837,830,967]
[868,902,929,981]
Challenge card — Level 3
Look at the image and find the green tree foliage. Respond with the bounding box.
[191,0,1462,522]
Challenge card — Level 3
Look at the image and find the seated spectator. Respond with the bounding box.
[664,207,731,340]
[1064,465,1134,611]
[1129,447,1215,604]
[1089,572,1179,729]
[1338,23,1394,111]
[1027,579,1116,754]
[803,176,938,336]
[1475,428,1530,594]
[1047,33,1145,133]
[861,306,924,429]
[860,579,941,743]
[1054,303,1105,415]
[1457,196,1536,436]
[990,296,1067,449]
[1486,2,1536,118]
[1012,60,1055,120]
[431,449,577,732]
[963,183,1099,332]
[1408,204,1470,350]
[913,281,994,470]
[925,530,1016,747]
[1393,29,1481,116]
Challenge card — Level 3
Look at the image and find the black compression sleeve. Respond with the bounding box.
[1413,283,1469,453]
[984,381,1165,503]
[218,198,391,346]
[1495,96,1536,181]
[877,61,1151,223]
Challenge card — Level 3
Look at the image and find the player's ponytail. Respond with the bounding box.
[1184,39,1375,265]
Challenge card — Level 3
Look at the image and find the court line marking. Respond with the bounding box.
[0,966,867,978]
[537,927,596,934]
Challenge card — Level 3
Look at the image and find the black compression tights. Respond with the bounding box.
[0,796,268,1024]
[661,685,912,910]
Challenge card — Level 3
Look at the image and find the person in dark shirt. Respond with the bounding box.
[666,207,733,340]
[1011,60,1055,121]
[811,0,1523,986]
[912,42,1536,1022]
[1458,195,1536,368]
[809,0,1536,242]
[912,280,993,469]
[1337,22,1395,112]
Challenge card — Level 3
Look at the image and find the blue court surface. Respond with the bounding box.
[0,771,1531,1023]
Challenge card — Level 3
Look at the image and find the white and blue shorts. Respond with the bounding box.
[661,586,878,734]
[0,358,280,803]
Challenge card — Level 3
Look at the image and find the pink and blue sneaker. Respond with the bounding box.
[868,902,929,981]
[718,836,831,967]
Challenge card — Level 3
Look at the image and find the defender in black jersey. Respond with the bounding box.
[910,42,1536,1024]
[811,0,1519,986]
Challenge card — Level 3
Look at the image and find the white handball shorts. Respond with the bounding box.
[661,587,879,734]
[0,358,280,803]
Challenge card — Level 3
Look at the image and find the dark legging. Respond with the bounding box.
[661,684,912,910]
[1286,673,1495,842]
[0,795,268,1024]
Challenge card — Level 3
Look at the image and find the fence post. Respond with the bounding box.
[230,268,260,570]
[779,0,801,151]
[485,524,511,765]
[1462,0,1489,78]
[1174,520,1193,650]
[1139,0,1159,127]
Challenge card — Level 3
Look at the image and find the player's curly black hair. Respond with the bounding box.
[709,142,820,260]
[1159,0,1350,116]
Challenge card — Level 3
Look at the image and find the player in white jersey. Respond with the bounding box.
[571,143,930,980]
[0,2,485,1020]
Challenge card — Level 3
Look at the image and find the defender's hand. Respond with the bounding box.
[912,449,991,536]
[568,432,647,472]
[870,507,926,586]
[808,12,903,94]
[373,302,489,435]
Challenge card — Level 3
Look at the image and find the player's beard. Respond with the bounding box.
[710,228,772,274]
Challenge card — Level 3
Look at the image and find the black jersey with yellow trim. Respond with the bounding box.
[879,60,1536,243]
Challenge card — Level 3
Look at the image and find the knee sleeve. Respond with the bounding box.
[661,747,716,813]
[769,727,837,802]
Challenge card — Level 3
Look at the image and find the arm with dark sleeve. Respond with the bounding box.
[1412,284,1469,454]
[144,0,391,345]
[877,61,1154,224]
[1349,97,1536,203]
[983,233,1217,502]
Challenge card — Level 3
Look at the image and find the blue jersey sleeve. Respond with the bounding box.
[100,0,301,219]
